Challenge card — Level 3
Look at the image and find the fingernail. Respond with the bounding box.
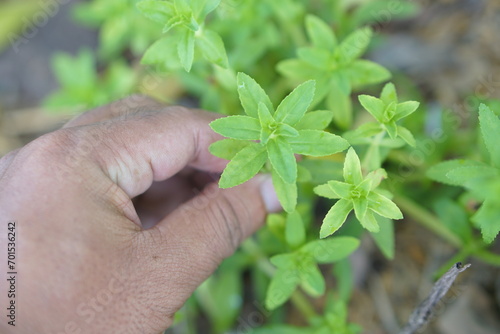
[259,175,282,213]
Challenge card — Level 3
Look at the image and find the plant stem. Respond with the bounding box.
[241,238,320,321]
[393,195,462,247]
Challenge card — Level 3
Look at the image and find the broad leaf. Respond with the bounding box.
[209,139,251,160]
[265,267,300,310]
[302,236,360,263]
[299,261,325,297]
[295,110,334,130]
[237,72,273,118]
[219,143,267,188]
[479,104,500,168]
[358,95,384,122]
[210,115,261,140]
[288,130,349,156]
[367,192,403,220]
[471,198,500,243]
[274,80,316,126]
[426,159,486,186]
[346,60,391,88]
[313,184,339,199]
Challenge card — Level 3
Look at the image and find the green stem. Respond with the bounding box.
[241,238,320,321]
[393,195,462,247]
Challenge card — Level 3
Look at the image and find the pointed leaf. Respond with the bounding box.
[276,59,318,82]
[285,211,306,248]
[328,81,352,129]
[237,72,273,118]
[288,130,349,156]
[426,159,486,186]
[270,253,295,268]
[305,14,337,51]
[471,198,500,243]
[137,0,175,24]
[295,110,334,130]
[274,81,316,125]
[368,192,403,220]
[297,47,331,69]
[219,143,267,188]
[395,101,419,120]
[385,121,398,139]
[276,123,300,137]
[479,104,500,168]
[397,126,416,147]
[196,29,228,68]
[272,168,297,213]
[209,139,251,160]
[210,115,261,140]
[302,236,360,264]
[353,198,368,221]
[380,82,397,104]
[327,180,351,198]
[365,168,387,190]
[370,216,394,259]
[359,95,385,122]
[320,199,353,238]
[266,267,300,310]
[258,102,275,127]
[268,138,297,184]
[343,148,363,185]
[314,183,339,199]
[359,210,379,232]
[346,60,391,88]
[338,27,372,63]
[178,29,195,71]
[299,262,325,297]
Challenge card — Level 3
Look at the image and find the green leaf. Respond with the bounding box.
[295,110,334,130]
[210,115,261,140]
[268,137,297,184]
[328,81,352,129]
[302,236,360,263]
[471,198,500,243]
[364,168,387,190]
[305,14,337,51]
[274,80,316,126]
[395,101,419,120]
[370,216,394,259]
[327,180,351,198]
[209,139,251,160]
[367,192,403,220]
[196,29,228,68]
[353,198,368,220]
[314,184,339,199]
[258,102,275,127]
[276,123,300,138]
[178,29,195,71]
[285,211,306,249]
[384,121,398,139]
[288,130,349,157]
[433,198,472,243]
[297,47,331,69]
[426,159,485,186]
[299,261,325,297]
[338,27,372,63]
[446,165,499,188]
[136,0,175,24]
[343,148,363,185]
[250,325,311,334]
[276,59,318,82]
[397,126,416,147]
[219,143,267,188]
[237,72,273,118]
[141,37,178,66]
[359,210,379,232]
[265,267,300,310]
[479,103,500,168]
[270,253,295,268]
[320,199,353,238]
[380,82,397,104]
[346,60,391,89]
[358,95,384,122]
[272,168,297,213]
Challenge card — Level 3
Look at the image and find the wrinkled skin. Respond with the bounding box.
[0,96,280,334]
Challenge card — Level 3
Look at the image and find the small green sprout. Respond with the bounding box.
[314,148,403,238]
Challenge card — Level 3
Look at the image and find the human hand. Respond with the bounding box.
[0,96,280,333]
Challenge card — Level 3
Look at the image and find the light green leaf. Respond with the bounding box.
[274,80,316,126]
[369,216,394,259]
[327,180,351,198]
[270,253,295,268]
[433,198,472,243]
[397,126,416,147]
[297,164,312,182]
[359,95,384,122]
[471,198,500,243]
[299,262,325,297]
[343,148,363,185]
[276,123,300,137]
[302,236,360,264]
[305,14,337,51]
[295,110,334,130]
[196,29,228,68]
[268,137,297,184]
[285,211,306,249]
[314,184,340,199]
[353,198,368,221]
[346,60,391,89]
[479,103,500,168]
[136,0,175,24]
[250,325,310,334]
[258,102,275,127]
[426,159,486,186]
[178,29,195,71]
[288,130,349,157]
[272,168,298,213]
[219,143,267,188]
[338,27,372,63]
[209,139,251,160]
[265,267,300,310]
[359,210,379,232]
[328,81,352,130]
[276,59,318,82]
[174,0,191,15]
[368,192,403,220]
[380,82,397,104]
[297,47,331,69]
[210,115,261,140]
[446,165,499,187]
[141,37,178,66]
[365,168,387,190]
[320,199,353,238]
[237,72,273,118]
[395,101,419,120]
[384,121,398,139]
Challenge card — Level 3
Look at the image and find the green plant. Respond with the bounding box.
[42,0,500,332]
